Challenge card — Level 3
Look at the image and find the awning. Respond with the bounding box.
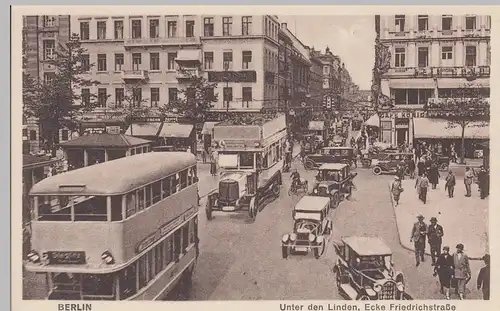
[413,118,489,139]
[390,79,436,89]
[125,123,162,136]
[308,121,324,131]
[175,50,202,62]
[202,122,219,135]
[437,78,490,89]
[159,123,194,138]
[364,114,380,127]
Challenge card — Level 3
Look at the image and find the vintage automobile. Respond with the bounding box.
[310,163,357,209]
[303,147,356,170]
[372,153,414,175]
[332,236,407,300]
[281,196,333,259]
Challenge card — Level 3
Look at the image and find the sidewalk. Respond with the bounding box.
[389,178,488,258]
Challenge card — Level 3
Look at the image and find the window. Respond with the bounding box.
[115,88,124,107]
[393,89,433,105]
[242,87,252,106]
[168,88,178,102]
[171,174,179,194]
[167,21,177,37]
[97,54,107,71]
[97,21,106,40]
[186,88,195,106]
[43,16,56,27]
[132,53,141,71]
[29,130,37,141]
[442,15,452,31]
[394,47,405,67]
[204,52,213,70]
[417,15,428,31]
[417,47,428,67]
[98,88,107,107]
[80,22,89,40]
[223,87,233,103]
[205,88,215,101]
[242,51,252,69]
[114,53,124,71]
[323,66,330,75]
[223,51,233,70]
[161,176,171,198]
[182,225,189,252]
[441,46,453,60]
[151,88,160,107]
[114,20,123,39]
[132,20,142,39]
[137,187,145,211]
[119,264,136,299]
[152,181,161,204]
[465,46,477,67]
[61,129,69,141]
[149,19,159,38]
[204,17,214,36]
[242,16,252,35]
[186,20,195,37]
[81,54,90,71]
[81,88,90,106]
[43,72,55,84]
[150,53,159,70]
[466,16,476,30]
[222,17,232,36]
[43,40,55,60]
[133,88,142,106]
[167,53,177,70]
[395,15,405,32]
[145,184,152,207]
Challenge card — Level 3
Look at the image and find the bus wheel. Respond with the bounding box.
[205,200,213,221]
[249,197,257,220]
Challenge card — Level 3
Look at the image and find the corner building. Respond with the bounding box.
[377,14,490,147]
[72,15,281,116]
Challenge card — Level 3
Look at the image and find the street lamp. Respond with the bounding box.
[224,62,229,113]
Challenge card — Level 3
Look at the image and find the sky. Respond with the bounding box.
[280,15,376,90]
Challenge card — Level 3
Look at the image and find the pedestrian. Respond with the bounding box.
[428,163,440,189]
[453,243,471,300]
[477,254,490,300]
[397,161,405,180]
[201,148,207,163]
[391,176,404,206]
[417,159,426,177]
[410,215,427,266]
[427,217,444,266]
[445,169,456,198]
[418,173,430,204]
[210,150,218,176]
[464,167,474,197]
[433,246,454,299]
[477,166,489,199]
[408,156,416,179]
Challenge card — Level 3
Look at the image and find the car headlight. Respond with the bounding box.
[373,283,382,293]
[290,233,297,241]
[396,282,405,292]
[313,189,318,194]
[282,234,290,243]
[308,234,316,242]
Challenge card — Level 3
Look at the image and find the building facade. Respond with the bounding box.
[71,14,281,115]
[308,48,324,110]
[23,15,71,153]
[377,14,491,147]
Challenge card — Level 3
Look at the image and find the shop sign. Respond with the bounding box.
[46,251,86,265]
[85,128,105,134]
[379,111,414,119]
[106,126,121,134]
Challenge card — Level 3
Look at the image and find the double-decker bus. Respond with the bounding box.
[24,152,199,300]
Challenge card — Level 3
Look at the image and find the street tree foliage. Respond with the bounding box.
[159,69,218,124]
[424,83,490,163]
[371,37,393,110]
[112,83,151,136]
[22,33,101,152]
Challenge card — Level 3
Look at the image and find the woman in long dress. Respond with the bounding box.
[434,246,454,300]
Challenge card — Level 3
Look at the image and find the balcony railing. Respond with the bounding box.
[121,70,149,81]
[384,66,490,78]
[124,37,200,47]
[426,97,490,114]
[176,68,200,80]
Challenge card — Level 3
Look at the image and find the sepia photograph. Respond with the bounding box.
[15,8,491,303]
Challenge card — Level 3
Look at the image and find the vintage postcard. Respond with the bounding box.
[11,4,496,311]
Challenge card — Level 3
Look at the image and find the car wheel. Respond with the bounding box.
[314,241,326,259]
[439,163,449,171]
[372,166,382,175]
[282,244,288,259]
[357,294,370,300]
[205,199,213,221]
[272,182,281,196]
[248,197,257,220]
[304,160,315,170]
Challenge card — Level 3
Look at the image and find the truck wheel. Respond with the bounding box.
[372,166,382,175]
[205,199,213,221]
[282,244,288,259]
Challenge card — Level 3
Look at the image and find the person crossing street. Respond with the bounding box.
[433,246,454,300]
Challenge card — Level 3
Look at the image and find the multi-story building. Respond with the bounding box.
[22,15,71,153]
[308,48,324,109]
[72,14,281,117]
[377,14,490,147]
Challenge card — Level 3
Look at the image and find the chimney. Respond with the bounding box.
[281,23,287,30]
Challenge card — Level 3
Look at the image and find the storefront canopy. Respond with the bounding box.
[201,122,220,135]
[364,114,380,127]
[125,123,162,137]
[413,118,489,139]
[159,123,194,138]
[60,134,152,148]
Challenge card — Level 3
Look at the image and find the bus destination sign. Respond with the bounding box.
[46,251,86,265]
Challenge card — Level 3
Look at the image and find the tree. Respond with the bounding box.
[22,30,38,120]
[424,83,489,164]
[158,69,218,125]
[23,33,101,153]
[114,83,151,136]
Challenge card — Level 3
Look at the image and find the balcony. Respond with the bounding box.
[176,68,201,80]
[121,70,149,82]
[426,97,490,116]
[384,66,490,79]
[415,30,431,39]
[124,37,200,48]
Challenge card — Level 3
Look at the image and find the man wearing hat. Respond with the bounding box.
[427,217,444,266]
[477,254,490,300]
[410,215,428,266]
[434,246,454,300]
[453,243,471,300]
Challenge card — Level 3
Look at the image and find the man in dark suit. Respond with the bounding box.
[410,215,428,267]
[477,254,490,300]
[427,217,444,266]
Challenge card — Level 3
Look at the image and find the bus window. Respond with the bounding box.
[180,169,188,189]
[182,224,189,253]
[81,274,114,299]
[171,174,179,194]
[145,184,152,207]
[119,264,137,299]
[147,250,154,282]
[137,188,145,211]
[173,229,181,262]
[137,255,147,289]
[162,236,172,269]
[262,152,269,169]
[154,241,164,275]
[152,181,161,204]
[74,196,107,221]
[161,176,171,199]
[125,192,137,218]
[37,195,71,221]
[239,152,254,169]
[190,218,197,244]
[110,195,122,221]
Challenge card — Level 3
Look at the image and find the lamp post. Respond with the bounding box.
[224,62,229,113]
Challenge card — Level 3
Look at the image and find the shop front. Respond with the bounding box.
[376,110,416,147]
[158,123,196,154]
